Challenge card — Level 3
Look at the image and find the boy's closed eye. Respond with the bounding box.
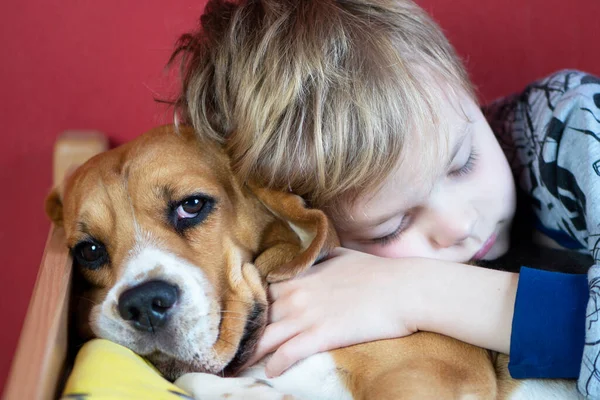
[448,145,479,179]
[371,214,414,246]
[370,142,479,247]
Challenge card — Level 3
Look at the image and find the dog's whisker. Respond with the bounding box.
[76,296,99,306]
[219,318,263,329]
[224,299,267,307]
[215,336,238,350]
[210,347,223,367]
[218,326,245,335]
[210,310,265,326]
[217,310,266,322]
[218,315,264,327]
[208,347,228,379]
[218,310,250,316]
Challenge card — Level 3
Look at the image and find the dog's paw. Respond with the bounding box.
[175,373,298,400]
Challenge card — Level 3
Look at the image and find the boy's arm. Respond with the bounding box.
[247,249,584,379]
[410,259,518,354]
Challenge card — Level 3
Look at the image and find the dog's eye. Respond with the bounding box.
[177,197,205,218]
[170,194,215,233]
[72,241,108,270]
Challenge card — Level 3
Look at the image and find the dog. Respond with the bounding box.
[46,125,580,399]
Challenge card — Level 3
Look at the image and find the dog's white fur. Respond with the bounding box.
[93,243,224,372]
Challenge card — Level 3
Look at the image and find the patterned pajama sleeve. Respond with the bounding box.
[484,70,600,398]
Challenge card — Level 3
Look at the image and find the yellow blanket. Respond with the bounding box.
[62,339,192,399]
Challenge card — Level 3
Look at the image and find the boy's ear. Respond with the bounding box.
[45,186,64,226]
[251,186,339,283]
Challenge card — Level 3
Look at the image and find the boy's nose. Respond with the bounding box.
[428,208,476,248]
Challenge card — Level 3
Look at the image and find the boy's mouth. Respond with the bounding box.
[471,233,497,261]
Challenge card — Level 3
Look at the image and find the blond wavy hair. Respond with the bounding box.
[170,0,474,217]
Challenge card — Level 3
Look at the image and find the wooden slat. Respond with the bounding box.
[3,226,72,400]
[52,130,108,185]
[4,131,108,400]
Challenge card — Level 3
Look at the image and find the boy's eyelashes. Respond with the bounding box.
[367,143,478,247]
[369,146,478,247]
[371,214,414,246]
[449,146,478,178]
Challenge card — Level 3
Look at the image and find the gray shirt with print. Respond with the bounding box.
[484,69,600,398]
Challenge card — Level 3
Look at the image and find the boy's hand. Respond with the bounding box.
[246,247,422,378]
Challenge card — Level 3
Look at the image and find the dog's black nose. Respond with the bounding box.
[118,280,179,332]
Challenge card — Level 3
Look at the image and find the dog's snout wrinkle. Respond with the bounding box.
[118,280,179,333]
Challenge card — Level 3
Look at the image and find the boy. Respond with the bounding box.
[170,0,599,396]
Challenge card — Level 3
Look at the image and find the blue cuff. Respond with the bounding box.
[509,266,588,379]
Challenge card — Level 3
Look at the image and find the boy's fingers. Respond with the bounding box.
[268,280,294,300]
[300,247,347,278]
[269,297,288,323]
[270,287,314,323]
[265,328,326,378]
[245,321,301,367]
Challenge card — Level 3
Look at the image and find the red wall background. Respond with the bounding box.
[2,0,599,393]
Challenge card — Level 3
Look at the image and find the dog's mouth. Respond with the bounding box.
[143,300,267,381]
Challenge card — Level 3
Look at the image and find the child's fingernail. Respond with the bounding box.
[266,367,280,379]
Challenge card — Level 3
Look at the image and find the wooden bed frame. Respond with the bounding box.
[4,132,109,400]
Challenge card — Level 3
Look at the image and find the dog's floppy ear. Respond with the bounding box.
[45,186,64,226]
[251,186,339,283]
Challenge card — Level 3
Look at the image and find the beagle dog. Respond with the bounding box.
[46,125,579,399]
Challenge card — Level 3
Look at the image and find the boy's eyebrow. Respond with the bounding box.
[446,122,471,168]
